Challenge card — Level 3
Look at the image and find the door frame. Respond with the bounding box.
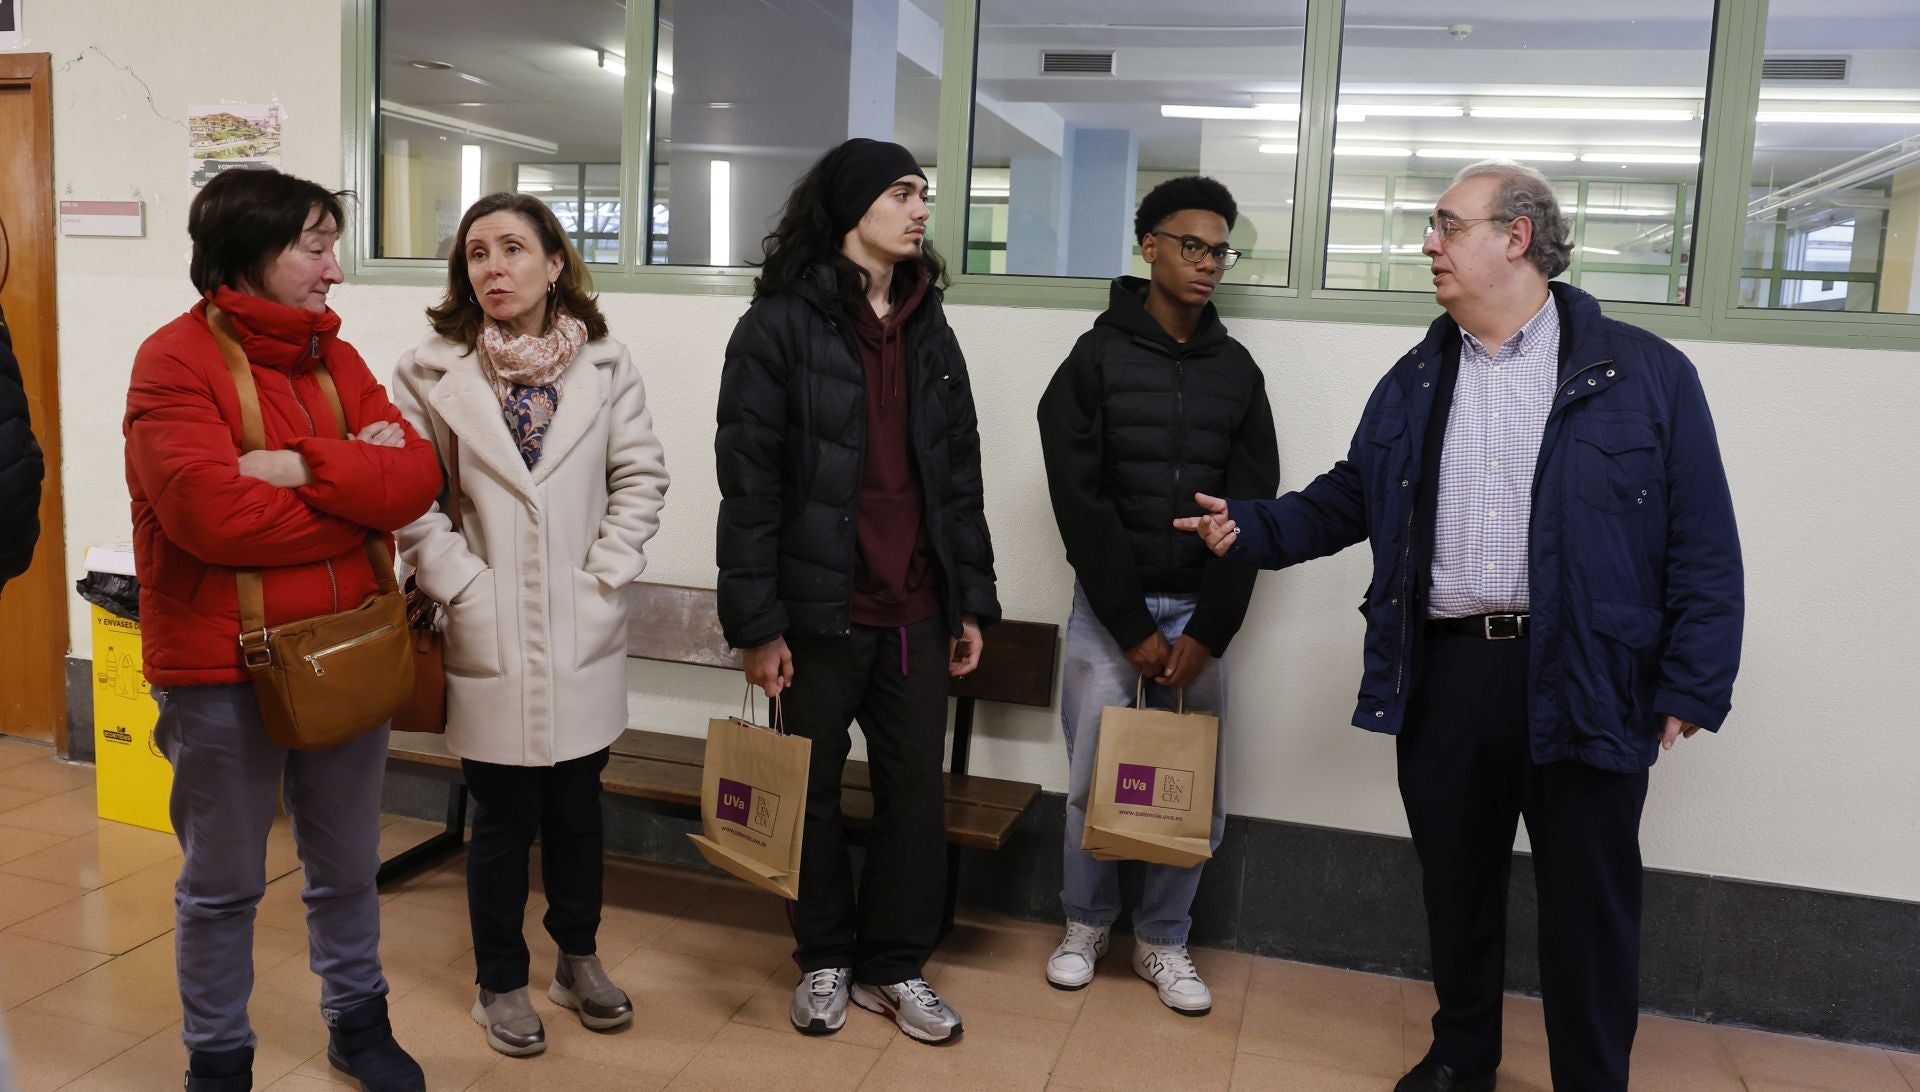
[0,52,69,753]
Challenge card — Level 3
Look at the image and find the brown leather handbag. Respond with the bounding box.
[391,435,459,735]
[210,307,414,751]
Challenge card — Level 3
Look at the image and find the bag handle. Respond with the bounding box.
[1133,677,1187,715]
[209,305,399,662]
[739,686,786,735]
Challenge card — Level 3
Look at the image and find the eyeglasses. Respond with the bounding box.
[1423,214,1513,242]
[1150,230,1241,269]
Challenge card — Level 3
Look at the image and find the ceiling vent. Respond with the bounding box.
[1041,50,1115,76]
[1761,55,1849,82]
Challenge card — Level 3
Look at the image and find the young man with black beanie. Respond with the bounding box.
[1036,175,1279,1014]
[716,138,1000,1044]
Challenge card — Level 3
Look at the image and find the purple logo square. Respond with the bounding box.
[717,777,753,825]
[1116,763,1156,806]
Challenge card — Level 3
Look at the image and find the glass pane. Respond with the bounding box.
[648,0,943,267]
[968,0,1310,284]
[376,0,626,261]
[1327,2,1712,304]
[1744,1,1920,314]
[1579,270,1674,305]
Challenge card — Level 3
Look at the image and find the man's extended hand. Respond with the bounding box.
[1126,631,1171,678]
[744,636,795,698]
[949,615,984,677]
[1156,633,1211,689]
[1172,493,1238,557]
[1660,715,1702,750]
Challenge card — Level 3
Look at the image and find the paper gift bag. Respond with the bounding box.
[687,700,811,900]
[1081,684,1218,868]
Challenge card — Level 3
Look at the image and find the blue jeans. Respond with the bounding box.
[1060,583,1228,946]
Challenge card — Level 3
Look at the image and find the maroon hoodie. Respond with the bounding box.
[848,265,941,628]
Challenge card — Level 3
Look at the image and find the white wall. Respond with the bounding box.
[23,3,1920,904]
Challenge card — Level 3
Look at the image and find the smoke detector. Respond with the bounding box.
[1447,24,1472,40]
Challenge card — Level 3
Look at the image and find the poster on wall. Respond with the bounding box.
[188,104,283,188]
[0,0,23,50]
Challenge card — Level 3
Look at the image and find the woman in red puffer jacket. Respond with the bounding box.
[123,168,439,1092]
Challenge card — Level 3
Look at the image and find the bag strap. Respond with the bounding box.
[208,305,399,665]
[444,431,463,534]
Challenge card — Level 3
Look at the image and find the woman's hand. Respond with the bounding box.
[745,636,795,698]
[237,449,313,488]
[949,615,984,677]
[354,421,407,448]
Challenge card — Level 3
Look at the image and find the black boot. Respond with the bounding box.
[325,996,425,1092]
[184,1041,253,1092]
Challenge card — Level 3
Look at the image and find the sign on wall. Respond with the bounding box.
[0,0,22,50]
[188,103,283,188]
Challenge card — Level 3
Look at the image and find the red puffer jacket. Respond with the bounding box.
[124,287,442,686]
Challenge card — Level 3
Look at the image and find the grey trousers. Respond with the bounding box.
[155,683,391,1052]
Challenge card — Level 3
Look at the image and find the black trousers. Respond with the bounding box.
[461,747,610,992]
[783,616,950,985]
[1398,629,1649,1092]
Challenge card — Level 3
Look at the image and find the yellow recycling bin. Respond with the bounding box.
[88,546,174,834]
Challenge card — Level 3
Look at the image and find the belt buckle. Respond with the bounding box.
[1483,614,1522,640]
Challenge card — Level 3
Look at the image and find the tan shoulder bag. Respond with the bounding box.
[210,306,415,751]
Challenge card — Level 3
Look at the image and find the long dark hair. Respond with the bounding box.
[752,148,948,310]
[426,192,609,351]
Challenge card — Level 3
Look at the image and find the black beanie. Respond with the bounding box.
[824,138,927,236]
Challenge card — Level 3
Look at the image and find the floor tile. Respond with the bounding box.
[2,1007,142,1091]
[0,873,87,931]
[50,1024,197,1092]
[855,1005,1071,1092]
[1628,1013,1745,1092]
[0,786,108,838]
[1238,958,1405,1077]
[465,1052,648,1091]
[0,825,70,866]
[0,738,54,769]
[921,915,1094,1025]
[1888,1048,1920,1091]
[536,945,774,1083]
[644,876,796,974]
[0,782,60,815]
[664,1021,881,1092]
[22,932,182,1036]
[6,856,180,954]
[0,821,180,890]
[0,756,98,797]
[1047,947,1252,1092]
[1230,1052,1397,1091]
[1720,1025,1911,1092]
[0,930,112,1010]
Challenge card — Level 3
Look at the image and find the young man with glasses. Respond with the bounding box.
[1177,161,1743,1091]
[1036,176,1279,1014]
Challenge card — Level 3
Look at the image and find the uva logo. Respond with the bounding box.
[716,777,780,836]
[1115,762,1195,811]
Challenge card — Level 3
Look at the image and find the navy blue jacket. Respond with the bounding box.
[1227,283,1742,772]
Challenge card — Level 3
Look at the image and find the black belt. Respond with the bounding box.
[1427,612,1530,640]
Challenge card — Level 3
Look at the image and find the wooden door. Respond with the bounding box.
[0,53,68,749]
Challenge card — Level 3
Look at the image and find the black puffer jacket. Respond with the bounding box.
[1037,277,1278,654]
[715,266,1000,649]
[0,304,45,592]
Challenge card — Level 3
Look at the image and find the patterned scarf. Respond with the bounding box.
[479,312,587,468]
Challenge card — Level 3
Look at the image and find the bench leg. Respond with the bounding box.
[376,783,468,887]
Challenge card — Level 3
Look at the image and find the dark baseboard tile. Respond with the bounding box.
[65,657,95,763]
[377,774,1919,1051]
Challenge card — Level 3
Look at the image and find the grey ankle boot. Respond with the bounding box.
[471,986,547,1056]
[548,952,634,1030]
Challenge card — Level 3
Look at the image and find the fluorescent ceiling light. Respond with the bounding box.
[1338,105,1464,121]
[520,183,553,193]
[1336,145,1414,157]
[459,145,481,213]
[1257,144,1296,155]
[1583,207,1676,218]
[1471,106,1694,121]
[1162,104,1299,121]
[710,159,732,267]
[1326,243,1424,254]
[598,48,626,77]
[1414,148,1577,162]
[1756,110,1920,125]
[379,100,559,154]
[656,75,674,94]
[1580,152,1701,165]
[1581,246,1622,256]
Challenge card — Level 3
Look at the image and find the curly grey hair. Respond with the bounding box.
[1452,160,1573,279]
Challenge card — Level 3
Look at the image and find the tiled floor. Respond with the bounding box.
[2,736,1915,1091]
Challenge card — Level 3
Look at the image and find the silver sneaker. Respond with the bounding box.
[791,966,851,1035]
[851,977,963,1044]
[1046,921,1111,990]
[549,953,634,1030]
[1133,942,1212,1016]
[470,987,547,1056]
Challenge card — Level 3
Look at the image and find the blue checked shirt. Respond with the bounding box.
[1429,294,1559,619]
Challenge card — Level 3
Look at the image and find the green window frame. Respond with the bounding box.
[340,0,1920,351]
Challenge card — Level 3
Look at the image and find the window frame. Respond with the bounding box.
[340,0,1920,350]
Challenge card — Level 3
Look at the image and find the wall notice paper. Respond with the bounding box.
[0,0,21,50]
[189,103,283,188]
[61,200,145,238]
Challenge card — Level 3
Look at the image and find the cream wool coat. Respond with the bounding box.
[392,333,668,767]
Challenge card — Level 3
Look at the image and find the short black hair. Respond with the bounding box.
[187,167,351,295]
[1133,176,1238,243]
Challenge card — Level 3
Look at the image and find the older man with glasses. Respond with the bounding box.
[1176,161,1743,1091]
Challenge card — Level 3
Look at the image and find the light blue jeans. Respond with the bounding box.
[1060,582,1228,947]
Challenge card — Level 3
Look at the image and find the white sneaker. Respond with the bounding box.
[1132,942,1212,1016]
[1045,922,1110,990]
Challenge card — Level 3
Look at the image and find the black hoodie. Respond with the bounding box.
[0,304,44,593]
[1036,277,1279,655]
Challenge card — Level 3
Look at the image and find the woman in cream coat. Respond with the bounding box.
[393,193,668,1059]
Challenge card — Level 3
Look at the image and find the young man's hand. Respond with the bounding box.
[949,615,984,677]
[744,636,795,698]
[1126,631,1171,677]
[1155,634,1212,689]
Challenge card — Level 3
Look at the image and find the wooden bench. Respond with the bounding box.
[381,583,1056,934]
